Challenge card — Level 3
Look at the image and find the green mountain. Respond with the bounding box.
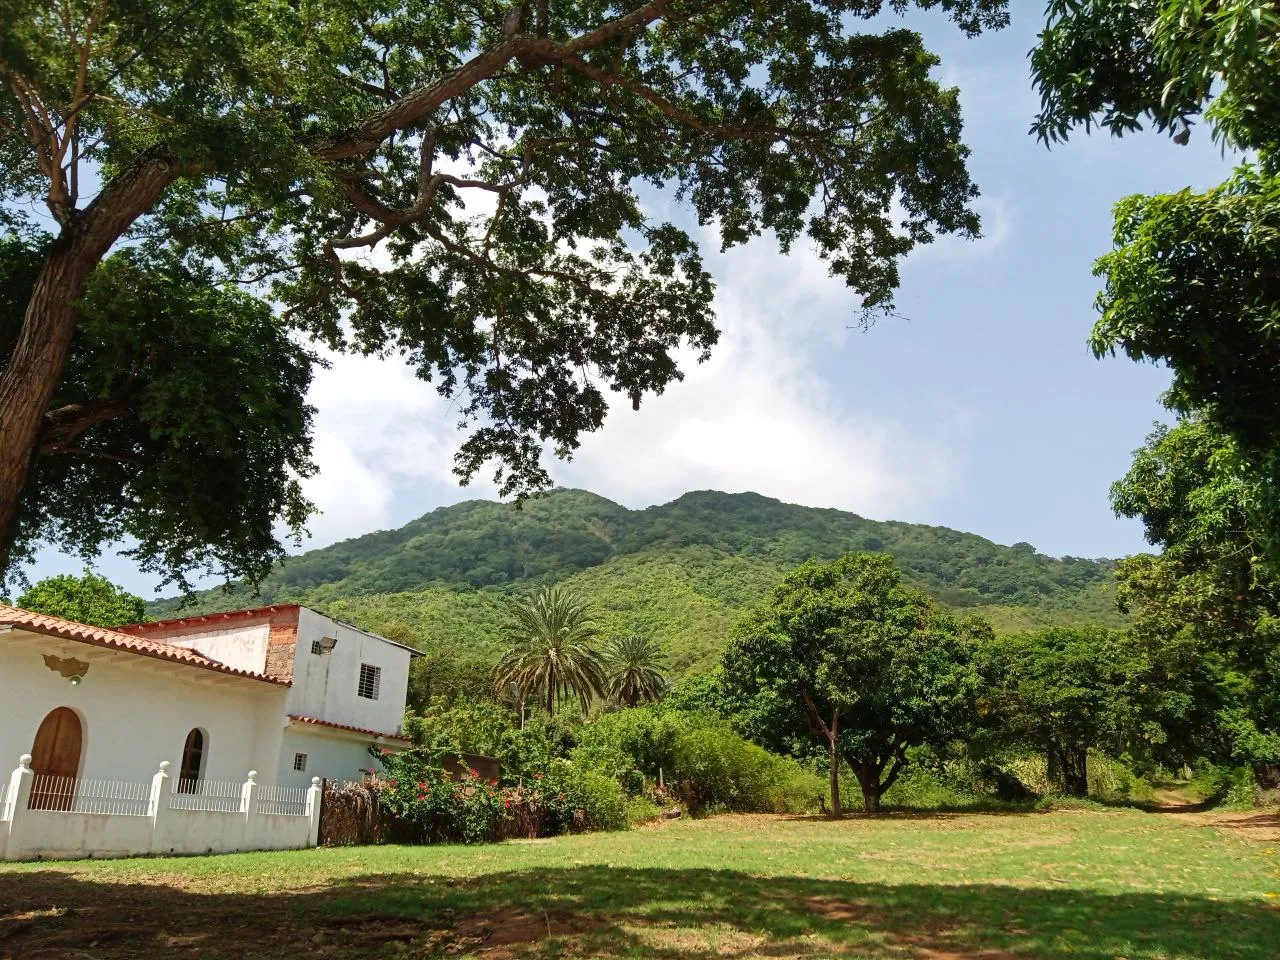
[149,489,1124,679]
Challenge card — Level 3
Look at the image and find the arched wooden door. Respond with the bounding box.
[30,707,82,811]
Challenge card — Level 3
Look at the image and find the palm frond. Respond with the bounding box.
[494,585,605,717]
[603,633,668,707]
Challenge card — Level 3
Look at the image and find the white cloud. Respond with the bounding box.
[554,234,966,517]
[296,227,969,548]
[298,350,500,545]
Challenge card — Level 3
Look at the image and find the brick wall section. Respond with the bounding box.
[118,605,301,682]
[263,607,301,682]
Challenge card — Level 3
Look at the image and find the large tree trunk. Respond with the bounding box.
[1054,744,1089,797]
[854,765,882,814]
[0,150,177,568]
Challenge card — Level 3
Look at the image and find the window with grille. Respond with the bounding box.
[310,640,323,655]
[357,663,381,700]
[293,752,308,772]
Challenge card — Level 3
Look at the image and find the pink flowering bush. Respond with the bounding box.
[374,754,505,844]
[374,751,625,843]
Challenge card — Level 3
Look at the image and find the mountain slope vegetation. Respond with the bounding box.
[149,489,1123,678]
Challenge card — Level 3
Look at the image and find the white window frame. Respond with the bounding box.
[293,752,308,772]
[357,663,381,700]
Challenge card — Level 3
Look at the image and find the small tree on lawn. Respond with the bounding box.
[15,569,148,628]
[978,625,1132,797]
[722,552,984,816]
[494,586,605,719]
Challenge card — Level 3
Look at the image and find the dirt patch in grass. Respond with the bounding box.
[1211,811,1280,844]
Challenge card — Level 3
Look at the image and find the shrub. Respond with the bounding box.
[574,770,629,832]
[669,723,791,813]
[1224,767,1258,809]
[625,794,664,826]
[575,706,690,780]
[376,755,505,844]
[570,740,645,794]
[764,761,826,814]
[1087,752,1155,802]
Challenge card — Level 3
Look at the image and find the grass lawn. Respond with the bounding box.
[2,808,1278,959]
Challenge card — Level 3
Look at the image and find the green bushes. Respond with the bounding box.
[377,755,505,844]
[572,706,822,815]
[376,746,625,843]
[570,769,629,832]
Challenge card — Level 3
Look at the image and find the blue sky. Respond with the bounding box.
[24,7,1239,598]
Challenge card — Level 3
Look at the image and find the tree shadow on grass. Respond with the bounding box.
[2,864,1277,960]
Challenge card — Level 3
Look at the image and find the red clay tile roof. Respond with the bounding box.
[0,605,288,686]
[117,604,301,633]
[288,715,411,742]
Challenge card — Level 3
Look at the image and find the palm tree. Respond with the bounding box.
[494,586,605,718]
[603,634,668,707]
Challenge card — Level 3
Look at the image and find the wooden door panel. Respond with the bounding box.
[30,707,82,811]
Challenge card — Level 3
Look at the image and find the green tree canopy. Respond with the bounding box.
[1031,0,1280,569]
[0,0,1007,586]
[978,625,1133,796]
[1110,419,1280,779]
[494,585,605,718]
[0,235,314,589]
[721,551,985,815]
[14,569,148,628]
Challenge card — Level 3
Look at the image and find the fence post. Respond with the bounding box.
[239,771,258,852]
[306,777,322,847]
[148,760,172,854]
[241,771,258,817]
[2,755,34,861]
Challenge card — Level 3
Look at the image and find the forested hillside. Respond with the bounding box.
[149,489,1123,681]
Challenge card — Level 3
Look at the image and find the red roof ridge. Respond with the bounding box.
[288,714,411,742]
[117,603,302,633]
[0,605,288,686]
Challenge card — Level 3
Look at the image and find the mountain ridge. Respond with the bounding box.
[149,487,1120,620]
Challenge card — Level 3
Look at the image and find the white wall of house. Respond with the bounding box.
[0,633,287,786]
[162,624,270,675]
[286,609,411,736]
[276,727,385,788]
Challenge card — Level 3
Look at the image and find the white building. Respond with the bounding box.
[0,603,417,860]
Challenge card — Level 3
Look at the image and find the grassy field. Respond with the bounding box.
[2,809,1278,960]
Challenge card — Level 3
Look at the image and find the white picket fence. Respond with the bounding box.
[0,756,321,861]
[169,778,245,813]
[29,775,151,816]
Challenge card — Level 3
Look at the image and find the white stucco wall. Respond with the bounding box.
[0,776,320,861]
[163,624,270,675]
[276,727,385,788]
[0,634,287,786]
[286,609,411,735]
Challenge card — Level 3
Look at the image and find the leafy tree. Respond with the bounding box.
[1110,419,1280,785]
[1031,0,1280,568]
[0,236,314,589]
[603,633,668,707]
[978,626,1133,796]
[0,0,1007,585]
[494,585,605,718]
[14,569,148,627]
[721,552,984,815]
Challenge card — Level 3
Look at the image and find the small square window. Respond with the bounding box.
[357,663,381,700]
[310,640,323,656]
[293,752,308,772]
